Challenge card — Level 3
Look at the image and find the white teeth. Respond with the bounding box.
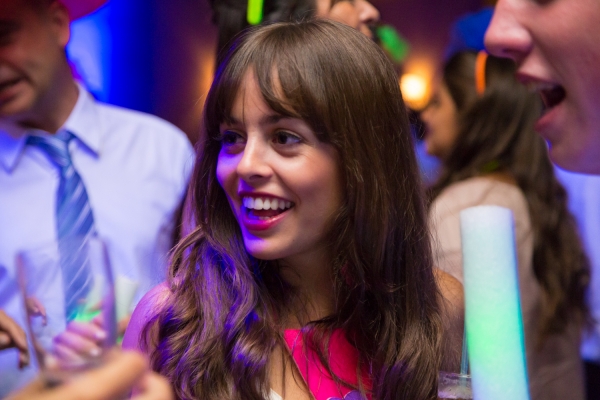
[242,196,293,211]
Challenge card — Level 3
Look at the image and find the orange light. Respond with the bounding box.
[400,73,429,110]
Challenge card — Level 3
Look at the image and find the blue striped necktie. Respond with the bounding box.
[27,130,95,321]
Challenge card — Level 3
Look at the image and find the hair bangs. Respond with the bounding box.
[207,21,349,145]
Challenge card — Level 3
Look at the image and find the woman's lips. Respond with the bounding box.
[241,207,291,231]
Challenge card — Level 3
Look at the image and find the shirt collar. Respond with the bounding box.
[0,83,102,173]
[64,83,102,156]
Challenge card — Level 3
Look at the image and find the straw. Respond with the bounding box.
[460,325,469,374]
[459,325,469,386]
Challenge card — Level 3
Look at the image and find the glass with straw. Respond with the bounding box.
[16,236,117,386]
[438,327,472,400]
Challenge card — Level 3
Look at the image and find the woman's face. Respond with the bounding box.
[421,83,459,160]
[316,0,379,39]
[216,69,342,267]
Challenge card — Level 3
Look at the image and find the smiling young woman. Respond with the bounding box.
[123,20,463,400]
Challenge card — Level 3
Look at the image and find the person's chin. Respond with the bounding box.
[548,139,600,175]
[242,237,282,261]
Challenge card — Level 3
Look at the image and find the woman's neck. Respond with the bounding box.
[482,170,517,186]
[278,248,336,328]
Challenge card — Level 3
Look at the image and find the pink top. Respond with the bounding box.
[283,329,372,400]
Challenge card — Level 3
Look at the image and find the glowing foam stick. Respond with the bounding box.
[247,0,264,25]
[460,205,530,400]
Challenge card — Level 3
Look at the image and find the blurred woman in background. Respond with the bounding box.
[422,50,590,400]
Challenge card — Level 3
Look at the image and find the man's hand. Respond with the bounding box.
[0,309,29,368]
[6,350,174,400]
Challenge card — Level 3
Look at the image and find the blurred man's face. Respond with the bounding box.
[0,0,70,123]
[316,0,379,39]
[485,0,600,174]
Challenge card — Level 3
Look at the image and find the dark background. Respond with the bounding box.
[74,0,494,142]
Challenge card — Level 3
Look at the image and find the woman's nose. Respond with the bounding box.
[235,139,273,183]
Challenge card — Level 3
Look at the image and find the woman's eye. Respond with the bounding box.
[219,130,244,146]
[273,131,302,145]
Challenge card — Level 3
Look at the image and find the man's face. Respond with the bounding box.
[0,0,70,122]
[316,0,379,39]
[485,0,600,174]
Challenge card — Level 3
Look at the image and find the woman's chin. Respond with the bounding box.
[243,241,282,261]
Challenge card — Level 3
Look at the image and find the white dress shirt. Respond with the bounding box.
[0,85,194,395]
[556,168,600,364]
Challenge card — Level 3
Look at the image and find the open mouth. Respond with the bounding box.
[529,82,566,114]
[242,196,294,220]
[540,85,566,112]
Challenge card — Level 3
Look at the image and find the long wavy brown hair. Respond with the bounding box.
[144,20,442,399]
[429,51,590,342]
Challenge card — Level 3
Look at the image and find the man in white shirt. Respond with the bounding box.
[485,1,600,398]
[0,0,194,394]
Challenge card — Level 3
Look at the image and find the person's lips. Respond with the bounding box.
[516,75,569,137]
[0,77,23,92]
[539,85,566,113]
[238,193,295,231]
[0,77,25,103]
[518,74,566,114]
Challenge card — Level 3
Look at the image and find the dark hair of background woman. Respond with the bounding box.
[209,0,317,66]
[429,51,590,343]
[143,20,443,400]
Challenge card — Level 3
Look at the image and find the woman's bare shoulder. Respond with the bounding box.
[434,269,464,307]
[434,269,465,372]
[122,282,171,354]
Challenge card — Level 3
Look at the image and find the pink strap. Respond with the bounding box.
[283,329,372,400]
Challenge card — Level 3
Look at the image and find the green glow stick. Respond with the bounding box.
[376,24,409,64]
[460,206,530,400]
[247,0,264,25]
[73,309,101,323]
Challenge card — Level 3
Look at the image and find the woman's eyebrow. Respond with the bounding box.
[222,114,291,125]
[260,114,291,125]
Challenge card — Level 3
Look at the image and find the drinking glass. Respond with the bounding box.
[16,236,117,385]
[438,371,473,400]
